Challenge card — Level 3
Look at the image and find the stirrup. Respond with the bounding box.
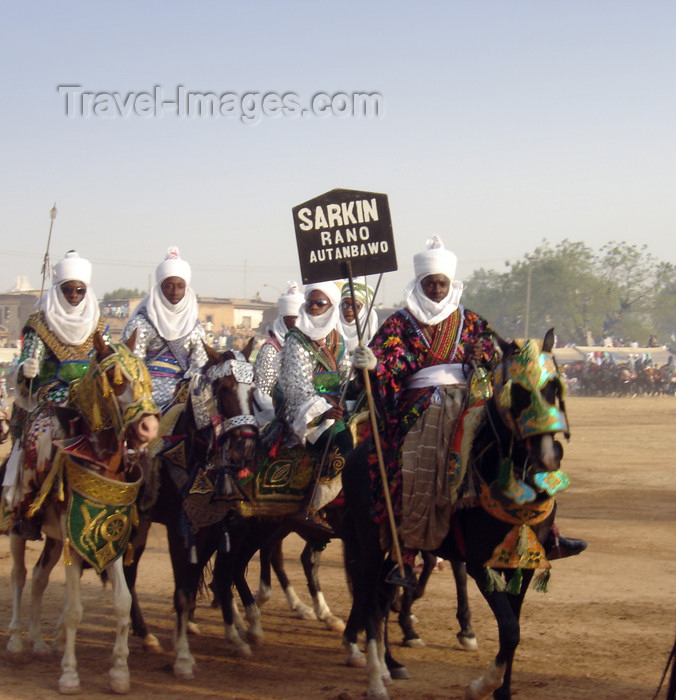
[385,563,417,590]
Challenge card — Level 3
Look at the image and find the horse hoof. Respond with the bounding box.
[367,689,390,700]
[33,641,54,660]
[322,615,345,633]
[293,604,317,620]
[457,632,478,651]
[409,614,419,624]
[246,629,264,645]
[234,644,253,659]
[389,666,409,680]
[59,673,81,694]
[403,636,425,648]
[186,621,201,636]
[142,634,164,653]
[109,669,131,694]
[6,637,23,657]
[173,663,195,681]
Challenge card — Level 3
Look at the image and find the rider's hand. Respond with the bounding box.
[352,345,377,371]
[21,357,39,379]
[469,341,484,364]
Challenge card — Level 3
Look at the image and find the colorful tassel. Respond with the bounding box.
[505,568,523,595]
[485,567,506,592]
[533,569,551,593]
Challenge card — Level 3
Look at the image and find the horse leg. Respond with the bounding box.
[106,557,132,694]
[166,528,197,680]
[124,518,163,652]
[464,565,530,700]
[451,560,478,651]
[301,541,344,631]
[28,536,62,658]
[398,551,436,647]
[255,535,275,606]
[214,542,253,658]
[273,535,317,620]
[59,552,83,695]
[7,533,27,657]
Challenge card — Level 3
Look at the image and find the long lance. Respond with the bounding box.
[27,204,57,408]
[345,261,406,580]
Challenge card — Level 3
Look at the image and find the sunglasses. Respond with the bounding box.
[306,299,330,309]
[340,300,362,309]
[61,284,86,294]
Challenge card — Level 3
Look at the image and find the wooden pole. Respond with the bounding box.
[345,262,405,577]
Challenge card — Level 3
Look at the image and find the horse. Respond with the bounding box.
[3,331,159,695]
[341,328,571,700]
[122,341,262,678]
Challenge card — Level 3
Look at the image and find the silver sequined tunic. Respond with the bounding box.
[122,313,207,409]
[253,339,282,397]
[278,331,351,445]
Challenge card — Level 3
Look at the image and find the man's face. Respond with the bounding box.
[161,276,187,305]
[60,280,87,307]
[305,290,332,317]
[340,298,363,323]
[421,274,450,303]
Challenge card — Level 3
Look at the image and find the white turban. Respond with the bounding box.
[404,236,463,325]
[294,281,341,341]
[277,280,305,316]
[53,250,92,286]
[339,277,380,351]
[40,250,100,345]
[413,235,457,282]
[271,280,305,345]
[128,246,198,341]
[156,246,192,285]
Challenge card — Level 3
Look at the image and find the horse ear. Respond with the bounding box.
[124,329,137,352]
[493,332,513,357]
[93,331,108,357]
[242,337,255,361]
[542,328,556,354]
[202,341,222,366]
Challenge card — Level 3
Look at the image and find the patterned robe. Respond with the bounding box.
[366,306,498,523]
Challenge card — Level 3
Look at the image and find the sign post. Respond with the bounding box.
[292,188,405,580]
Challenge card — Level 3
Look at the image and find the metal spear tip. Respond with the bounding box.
[50,204,57,220]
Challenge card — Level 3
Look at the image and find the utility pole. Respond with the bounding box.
[524,257,534,338]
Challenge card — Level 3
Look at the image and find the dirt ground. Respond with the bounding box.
[1,396,675,699]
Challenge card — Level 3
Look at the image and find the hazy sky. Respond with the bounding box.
[1,2,674,307]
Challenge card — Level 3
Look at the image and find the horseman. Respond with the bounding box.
[352,236,586,584]
[276,281,352,530]
[338,277,380,356]
[6,250,108,540]
[122,247,207,411]
[253,280,304,426]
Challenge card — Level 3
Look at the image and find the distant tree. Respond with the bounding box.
[102,288,144,302]
[463,239,664,346]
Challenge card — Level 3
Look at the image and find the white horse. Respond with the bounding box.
[5,332,159,694]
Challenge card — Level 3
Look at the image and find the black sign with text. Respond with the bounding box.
[292,188,397,284]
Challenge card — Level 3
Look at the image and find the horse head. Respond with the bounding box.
[202,337,258,467]
[492,328,569,482]
[69,331,160,456]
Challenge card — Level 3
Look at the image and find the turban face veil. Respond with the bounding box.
[294,281,341,341]
[404,236,464,325]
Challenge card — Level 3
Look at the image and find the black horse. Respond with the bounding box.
[342,329,572,700]
[123,341,261,677]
